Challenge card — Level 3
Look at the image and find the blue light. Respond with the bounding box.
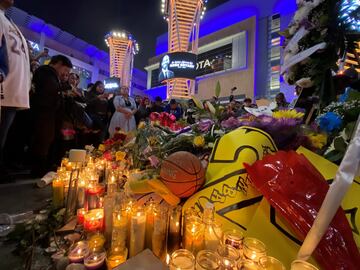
[144,85,167,100]
[340,0,360,32]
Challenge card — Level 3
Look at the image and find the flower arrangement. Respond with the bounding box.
[281,0,356,105]
[316,88,360,163]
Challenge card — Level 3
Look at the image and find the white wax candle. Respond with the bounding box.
[129,210,146,257]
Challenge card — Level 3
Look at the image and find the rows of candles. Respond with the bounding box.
[53,157,318,270]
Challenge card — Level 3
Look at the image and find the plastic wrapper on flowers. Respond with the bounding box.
[244,151,360,270]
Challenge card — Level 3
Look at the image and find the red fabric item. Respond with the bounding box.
[244,151,360,270]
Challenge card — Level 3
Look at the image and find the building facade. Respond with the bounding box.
[144,0,297,102]
[7,7,146,93]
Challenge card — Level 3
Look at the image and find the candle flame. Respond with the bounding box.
[175,222,179,227]
[166,254,170,265]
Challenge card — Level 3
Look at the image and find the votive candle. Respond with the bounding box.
[106,247,128,269]
[167,205,182,254]
[169,249,195,270]
[112,209,128,250]
[83,249,106,270]
[183,216,205,255]
[84,209,104,233]
[68,241,90,263]
[242,238,266,263]
[77,208,86,225]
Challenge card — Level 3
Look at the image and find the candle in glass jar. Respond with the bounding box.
[84,184,105,211]
[106,247,127,269]
[103,195,115,245]
[151,206,168,259]
[129,207,146,257]
[204,220,223,251]
[223,229,244,250]
[52,179,64,209]
[83,249,106,270]
[169,249,195,270]
[77,208,86,225]
[88,232,106,251]
[167,206,182,254]
[84,209,104,233]
[112,209,128,251]
[77,179,86,209]
[258,256,286,270]
[107,173,118,195]
[237,260,262,270]
[216,244,240,270]
[68,241,90,263]
[145,204,155,250]
[196,250,220,270]
[242,238,266,263]
[183,216,205,255]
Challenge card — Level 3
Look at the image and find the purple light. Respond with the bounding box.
[85,46,98,57]
[155,0,296,56]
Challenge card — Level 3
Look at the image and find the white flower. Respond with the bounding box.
[293,6,312,24]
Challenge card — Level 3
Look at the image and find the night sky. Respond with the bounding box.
[15,0,229,70]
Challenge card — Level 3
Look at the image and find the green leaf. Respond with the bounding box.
[324,150,344,163]
[215,81,221,98]
[333,137,347,152]
[345,122,356,139]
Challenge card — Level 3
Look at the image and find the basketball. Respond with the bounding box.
[160,151,206,198]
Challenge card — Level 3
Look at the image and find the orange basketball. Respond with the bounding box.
[160,151,206,198]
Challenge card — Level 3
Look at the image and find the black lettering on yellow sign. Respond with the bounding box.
[344,207,359,235]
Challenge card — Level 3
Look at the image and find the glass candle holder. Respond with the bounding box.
[84,248,106,270]
[204,220,223,251]
[107,171,118,195]
[106,247,128,269]
[87,232,106,252]
[237,259,262,270]
[68,241,90,263]
[216,244,240,262]
[183,216,205,255]
[167,205,182,255]
[242,238,266,263]
[219,257,236,270]
[291,260,319,270]
[151,206,168,260]
[196,250,220,270]
[65,263,86,270]
[169,249,195,270]
[77,179,86,209]
[112,208,128,251]
[259,256,286,270]
[83,209,104,233]
[145,203,156,250]
[223,229,244,250]
[77,208,86,225]
[52,178,65,209]
[129,206,146,257]
[103,194,115,245]
[84,184,105,211]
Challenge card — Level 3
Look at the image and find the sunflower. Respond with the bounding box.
[272,109,304,119]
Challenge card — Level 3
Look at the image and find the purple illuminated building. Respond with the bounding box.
[145,0,297,102]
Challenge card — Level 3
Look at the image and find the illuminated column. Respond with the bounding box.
[105,31,139,94]
[162,0,207,99]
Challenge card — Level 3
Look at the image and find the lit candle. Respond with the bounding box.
[145,204,155,250]
[167,206,182,254]
[151,206,168,259]
[83,249,106,270]
[223,229,244,250]
[68,241,90,263]
[77,208,86,225]
[84,184,105,211]
[217,244,240,270]
[77,179,86,209]
[220,258,236,270]
[169,249,195,270]
[112,209,128,251]
[106,247,127,269]
[242,238,266,263]
[184,216,205,255]
[103,195,115,245]
[196,250,220,270]
[129,207,146,257]
[88,232,106,251]
[84,209,104,233]
[258,256,286,270]
[204,220,223,251]
[52,179,64,209]
[107,173,118,195]
[237,259,262,270]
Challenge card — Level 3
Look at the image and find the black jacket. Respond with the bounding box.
[31,65,61,113]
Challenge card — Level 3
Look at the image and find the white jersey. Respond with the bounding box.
[0,9,31,109]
